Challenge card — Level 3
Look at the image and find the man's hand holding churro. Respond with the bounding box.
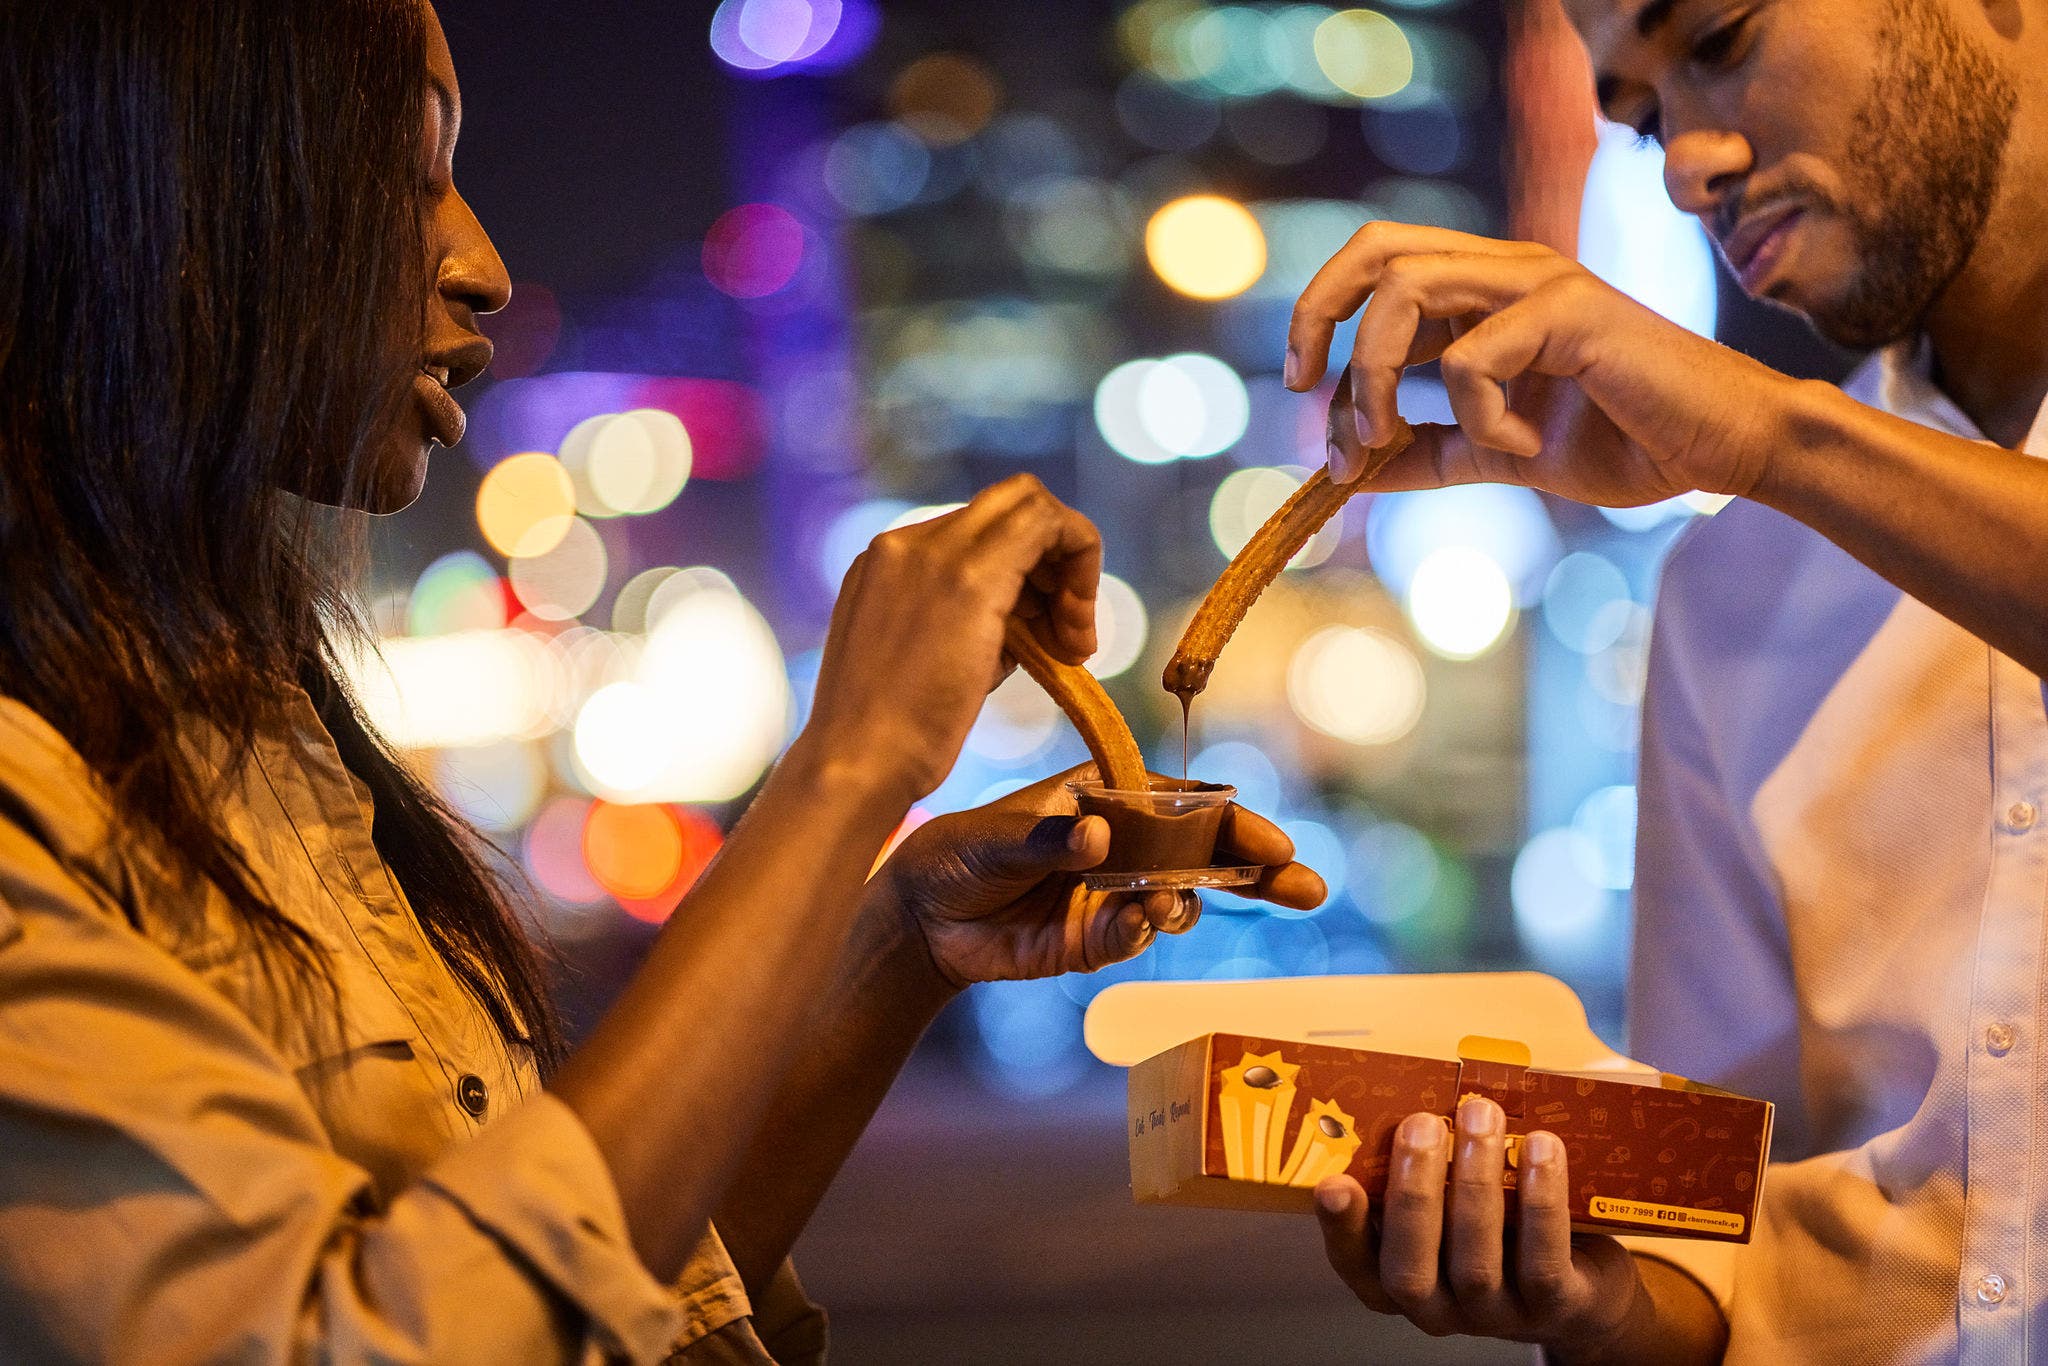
[1286,221,1795,506]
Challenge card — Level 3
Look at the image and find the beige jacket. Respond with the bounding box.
[0,690,827,1364]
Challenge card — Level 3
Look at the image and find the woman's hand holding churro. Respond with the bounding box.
[805,473,1105,807]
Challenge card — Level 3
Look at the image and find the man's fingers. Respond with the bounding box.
[1315,1178,1399,1314]
[1349,252,1575,449]
[1377,1111,1459,1334]
[1444,1098,1516,1333]
[1326,418,1535,493]
[1287,222,1553,391]
[1515,1130,1580,1324]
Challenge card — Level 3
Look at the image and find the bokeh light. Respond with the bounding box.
[890,52,1003,145]
[585,409,693,517]
[1313,9,1414,100]
[1094,354,1251,465]
[572,575,792,803]
[703,203,807,300]
[348,631,560,750]
[508,516,609,622]
[477,452,575,558]
[433,741,547,833]
[1511,827,1612,971]
[409,552,507,637]
[709,0,859,73]
[1287,625,1427,745]
[1579,120,1718,337]
[1210,466,1340,569]
[582,801,725,923]
[1088,573,1150,680]
[1405,546,1515,661]
[1542,552,1635,655]
[524,797,607,906]
[1145,195,1269,300]
[1366,483,1560,604]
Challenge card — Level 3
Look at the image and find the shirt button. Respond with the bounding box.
[1976,1273,2009,1307]
[2007,801,2038,831]
[456,1074,490,1118]
[1987,1023,2017,1057]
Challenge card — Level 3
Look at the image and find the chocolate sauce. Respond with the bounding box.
[1075,779,1231,875]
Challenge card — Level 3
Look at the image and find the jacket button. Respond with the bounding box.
[457,1074,490,1118]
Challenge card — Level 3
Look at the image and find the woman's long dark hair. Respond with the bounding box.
[0,0,564,1068]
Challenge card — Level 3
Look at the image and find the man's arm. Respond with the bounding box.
[1290,221,2048,676]
[1759,380,2048,674]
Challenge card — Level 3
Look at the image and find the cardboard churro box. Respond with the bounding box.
[1085,973,1773,1244]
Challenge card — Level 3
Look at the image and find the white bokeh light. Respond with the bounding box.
[1286,625,1427,746]
[1087,573,1150,679]
[1578,120,1718,337]
[1405,546,1515,661]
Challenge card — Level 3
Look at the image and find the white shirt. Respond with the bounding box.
[1630,340,2048,1363]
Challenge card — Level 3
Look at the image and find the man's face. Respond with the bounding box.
[1566,0,2017,348]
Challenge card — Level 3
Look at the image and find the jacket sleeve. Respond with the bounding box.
[0,809,699,1366]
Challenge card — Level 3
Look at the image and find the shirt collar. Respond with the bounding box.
[1849,336,2048,455]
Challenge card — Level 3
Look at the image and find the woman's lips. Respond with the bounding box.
[1730,207,1804,296]
[412,369,466,447]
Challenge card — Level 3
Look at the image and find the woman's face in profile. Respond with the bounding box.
[366,3,511,514]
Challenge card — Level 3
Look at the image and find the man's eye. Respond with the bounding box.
[1689,16,1747,68]
[1630,112,1663,148]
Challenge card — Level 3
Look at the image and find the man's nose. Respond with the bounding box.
[1663,129,1753,219]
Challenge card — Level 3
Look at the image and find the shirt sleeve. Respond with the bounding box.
[0,811,698,1365]
[1620,534,1809,1315]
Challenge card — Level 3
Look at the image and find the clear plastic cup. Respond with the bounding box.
[1065,778,1260,892]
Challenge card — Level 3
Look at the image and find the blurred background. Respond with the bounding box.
[391,2,1852,1360]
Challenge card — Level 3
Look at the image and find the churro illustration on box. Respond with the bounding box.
[1217,1049,1366,1188]
[1218,1050,1300,1181]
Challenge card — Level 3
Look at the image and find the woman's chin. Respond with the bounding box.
[363,443,431,514]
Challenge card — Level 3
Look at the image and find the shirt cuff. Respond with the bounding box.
[419,1091,685,1363]
[668,1223,827,1363]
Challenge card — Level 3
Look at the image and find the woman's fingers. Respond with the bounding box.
[960,475,1104,662]
[1315,1177,1400,1313]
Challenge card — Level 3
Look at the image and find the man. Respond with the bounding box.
[1284,0,2048,1360]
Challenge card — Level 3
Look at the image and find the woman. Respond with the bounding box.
[0,3,1322,1361]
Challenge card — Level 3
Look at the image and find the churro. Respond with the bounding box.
[1163,417,1415,704]
[1003,617,1150,791]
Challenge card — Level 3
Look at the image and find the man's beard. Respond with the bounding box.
[1815,0,2017,348]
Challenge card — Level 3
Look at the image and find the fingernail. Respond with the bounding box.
[1353,404,1375,449]
[1327,438,1359,486]
[1066,820,1089,852]
[1526,1131,1559,1164]
[1315,1180,1352,1216]
[1284,348,1301,389]
[1460,1098,1500,1136]
[1398,1112,1440,1150]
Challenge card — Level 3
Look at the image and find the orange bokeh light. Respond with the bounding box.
[582,801,724,923]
